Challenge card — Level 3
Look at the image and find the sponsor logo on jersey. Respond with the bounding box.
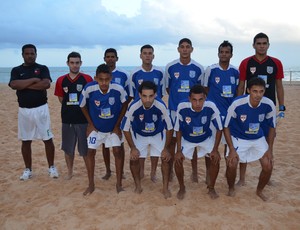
[230,76,236,84]
[152,114,157,122]
[201,116,207,124]
[259,114,265,122]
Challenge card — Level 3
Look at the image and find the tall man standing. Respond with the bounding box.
[9,44,59,180]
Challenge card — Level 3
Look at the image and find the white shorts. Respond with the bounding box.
[18,104,54,141]
[87,131,123,149]
[181,136,215,160]
[170,110,176,137]
[227,136,268,163]
[132,131,166,158]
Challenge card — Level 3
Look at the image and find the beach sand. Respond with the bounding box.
[0,83,299,230]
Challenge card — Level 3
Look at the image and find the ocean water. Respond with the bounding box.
[1,66,300,83]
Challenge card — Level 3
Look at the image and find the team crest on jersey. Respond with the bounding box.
[153,78,159,85]
[152,114,157,122]
[95,100,100,106]
[114,78,121,84]
[139,114,144,121]
[267,66,273,74]
[109,97,115,105]
[250,67,256,75]
[201,116,207,124]
[63,87,68,93]
[259,114,265,122]
[230,76,235,84]
[240,115,247,122]
[189,71,196,78]
[76,84,83,92]
[138,79,143,85]
[215,77,220,84]
[185,117,191,124]
[174,72,180,79]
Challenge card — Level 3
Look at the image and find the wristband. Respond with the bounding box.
[279,105,286,111]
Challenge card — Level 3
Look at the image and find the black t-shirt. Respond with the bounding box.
[9,63,52,108]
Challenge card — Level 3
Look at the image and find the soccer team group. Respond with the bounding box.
[9,32,285,201]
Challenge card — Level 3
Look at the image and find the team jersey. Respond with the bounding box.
[79,82,127,132]
[224,94,276,140]
[121,97,173,137]
[239,55,284,105]
[203,63,239,118]
[9,63,52,108]
[165,59,204,111]
[111,67,130,97]
[129,66,165,99]
[174,100,223,143]
[54,73,93,124]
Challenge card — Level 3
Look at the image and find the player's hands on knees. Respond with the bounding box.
[130,147,140,161]
[161,148,171,162]
[210,150,221,165]
[226,150,239,167]
[174,151,184,166]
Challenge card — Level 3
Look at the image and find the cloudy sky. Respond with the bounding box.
[1,0,299,68]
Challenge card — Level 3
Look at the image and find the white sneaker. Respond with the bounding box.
[20,168,32,181]
[48,166,59,178]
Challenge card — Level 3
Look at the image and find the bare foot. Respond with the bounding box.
[102,171,112,180]
[190,173,198,183]
[177,187,186,200]
[134,186,143,194]
[208,188,219,199]
[227,188,235,197]
[163,189,171,199]
[116,184,125,193]
[256,190,268,201]
[151,172,157,183]
[83,185,95,196]
[236,179,246,187]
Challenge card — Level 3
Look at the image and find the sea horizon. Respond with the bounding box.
[1,66,300,83]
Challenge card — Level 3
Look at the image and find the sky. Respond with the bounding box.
[1,0,300,69]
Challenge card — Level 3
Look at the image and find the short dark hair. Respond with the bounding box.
[178,38,192,47]
[189,84,206,96]
[138,81,157,94]
[218,40,233,54]
[67,51,81,62]
[247,77,266,89]
[22,44,37,54]
[96,64,111,75]
[104,48,118,57]
[140,44,154,53]
[253,32,269,44]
